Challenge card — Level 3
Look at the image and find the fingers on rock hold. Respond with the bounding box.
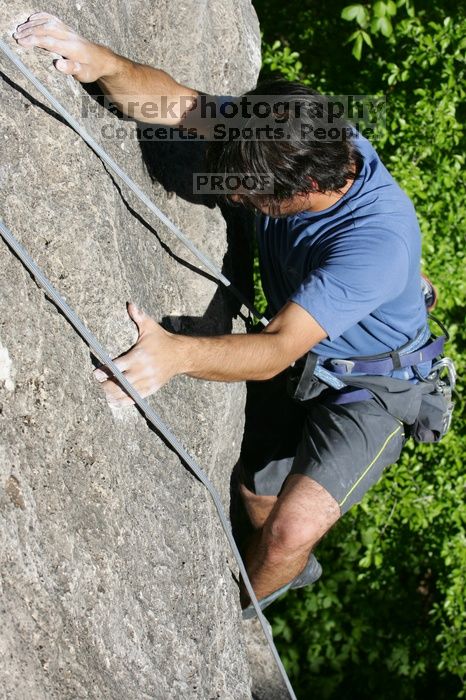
[93,368,109,382]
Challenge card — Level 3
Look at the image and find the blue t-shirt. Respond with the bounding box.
[257,133,427,359]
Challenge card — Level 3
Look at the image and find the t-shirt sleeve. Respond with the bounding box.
[290,230,410,340]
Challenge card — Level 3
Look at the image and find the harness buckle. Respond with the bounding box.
[329,359,356,374]
[428,357,457,391]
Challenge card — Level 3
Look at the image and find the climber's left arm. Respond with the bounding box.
[93,302,326,406]
[13,14,236,133]
[13,12,199,125]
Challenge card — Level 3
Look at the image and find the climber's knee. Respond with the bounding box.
[262,474,340,558]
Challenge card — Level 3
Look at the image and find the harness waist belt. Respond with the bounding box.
[325,335,445,376]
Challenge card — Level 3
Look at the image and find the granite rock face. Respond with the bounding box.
[0,2,285,698]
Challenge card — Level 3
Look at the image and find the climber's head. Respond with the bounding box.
[205,79,363,218]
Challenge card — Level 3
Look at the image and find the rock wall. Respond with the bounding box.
[0,2,284,698]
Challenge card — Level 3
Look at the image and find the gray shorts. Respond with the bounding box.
[238,371,413,515]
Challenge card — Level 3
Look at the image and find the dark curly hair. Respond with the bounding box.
[205,79,363,211]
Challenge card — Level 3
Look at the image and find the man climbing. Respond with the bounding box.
[14,13,440,617]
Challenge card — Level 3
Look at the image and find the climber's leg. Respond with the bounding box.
[241,474,339,605]
[240,394,406,609]
[239,482,276,529]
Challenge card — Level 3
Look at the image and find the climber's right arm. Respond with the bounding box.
[13,12,198,125]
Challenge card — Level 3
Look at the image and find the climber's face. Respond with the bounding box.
[229,191,322,218]
[229,175,353,217]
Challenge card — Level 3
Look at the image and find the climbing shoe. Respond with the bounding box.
[242,581,292,620]
[290,553,322,589]
[242,553,322,620]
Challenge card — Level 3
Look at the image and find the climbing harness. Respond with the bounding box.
[0,40,297,698]
[0,219,297,700]
[288,317,456,441]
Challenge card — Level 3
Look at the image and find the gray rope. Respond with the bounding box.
[0,217,297,699]
[0,37,268,326]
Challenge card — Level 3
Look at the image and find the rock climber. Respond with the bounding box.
[14,12,447,617]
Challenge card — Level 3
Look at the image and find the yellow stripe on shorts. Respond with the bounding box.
[339,423,403,509]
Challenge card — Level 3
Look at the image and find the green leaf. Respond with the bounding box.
[362,30,373,47]
[341,4,365,24]
[352,32,364,60]
[370,17,380,33]
[386,0,397,16]
[378,16,393,36]
[346,29,362,42]
[373,1,386,18]
[405,0,416,18]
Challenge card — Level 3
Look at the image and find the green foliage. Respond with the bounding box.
[341,0,406,57]
[252,237,268,316]
[252,0,466,696]
[262,39,306,82]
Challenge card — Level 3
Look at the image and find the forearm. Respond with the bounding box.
[173,302,327,383]
[93,302,326,407]
[175,329,290,382]
[98,52,197,124]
